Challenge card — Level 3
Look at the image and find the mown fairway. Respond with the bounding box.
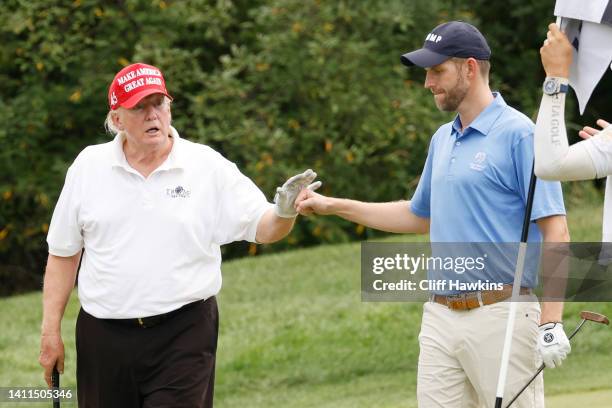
[1,204,610,407]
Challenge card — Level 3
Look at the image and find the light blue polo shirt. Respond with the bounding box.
[410,93,566,291]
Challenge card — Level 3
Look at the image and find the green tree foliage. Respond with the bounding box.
[0,0,257,291]
[1,0,450,291]
[183,0,452,250]
[2,0,610,294]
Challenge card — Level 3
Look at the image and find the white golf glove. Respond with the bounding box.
[537,322,571,368]
[274,169,322,218]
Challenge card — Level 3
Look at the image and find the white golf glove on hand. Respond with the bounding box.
[274,169,322,218]
[537,322,571,368]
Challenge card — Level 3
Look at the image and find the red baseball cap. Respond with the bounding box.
[108,62,173,110]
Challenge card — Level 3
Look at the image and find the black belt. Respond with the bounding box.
[105,299,204,329]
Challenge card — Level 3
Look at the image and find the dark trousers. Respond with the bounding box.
[76,297,218,408]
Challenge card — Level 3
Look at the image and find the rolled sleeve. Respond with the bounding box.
[213,161,273,245]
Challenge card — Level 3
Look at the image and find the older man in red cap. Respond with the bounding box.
[39,62,320,408]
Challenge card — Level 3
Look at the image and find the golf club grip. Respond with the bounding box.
[52,366,60,408]
[520,163,537,242]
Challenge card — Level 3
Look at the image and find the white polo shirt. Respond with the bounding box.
[47,127,273,318]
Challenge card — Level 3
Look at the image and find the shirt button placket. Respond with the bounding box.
[142,179,153,209]
[448,138,459,178]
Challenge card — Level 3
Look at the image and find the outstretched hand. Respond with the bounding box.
[578,119,611,140]
[274,169,322,218]
[294,189,336,216]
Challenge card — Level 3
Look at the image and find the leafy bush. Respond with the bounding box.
[2,0,609,294]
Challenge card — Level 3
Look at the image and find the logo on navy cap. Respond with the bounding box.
[425,33,443,43]
[400,21,491,68]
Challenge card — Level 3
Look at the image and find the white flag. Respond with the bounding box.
[555,0,612,24]
[554,0,612,114]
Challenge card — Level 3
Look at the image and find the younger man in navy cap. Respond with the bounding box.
[296,21,570,407]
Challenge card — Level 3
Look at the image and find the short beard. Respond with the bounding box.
[436,73,469,112]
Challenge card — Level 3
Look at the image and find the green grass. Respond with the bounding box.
[1,203,611,407]
[547,389,612,406]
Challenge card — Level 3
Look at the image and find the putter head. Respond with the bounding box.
[580,311,610,325]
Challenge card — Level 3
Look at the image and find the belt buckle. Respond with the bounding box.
[447,293,467,310]
[138,317,147,328]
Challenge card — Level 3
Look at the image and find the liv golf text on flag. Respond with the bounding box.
[554,0,612,113]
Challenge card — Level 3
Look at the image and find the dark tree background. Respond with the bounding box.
[1,0,610,295]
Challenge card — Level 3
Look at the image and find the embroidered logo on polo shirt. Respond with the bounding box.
[469,152,487,171]
[166,185,191,198]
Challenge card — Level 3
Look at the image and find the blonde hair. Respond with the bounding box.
[104,110,121,135]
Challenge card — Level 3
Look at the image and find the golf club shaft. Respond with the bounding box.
[52,366,60,408]
[504,318,587,408]
[504,364,545,408]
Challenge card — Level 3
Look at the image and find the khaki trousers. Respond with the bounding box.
[417,297,545,408]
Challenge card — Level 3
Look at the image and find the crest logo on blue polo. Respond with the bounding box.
[166,185,191,198]
[469,152,487,171]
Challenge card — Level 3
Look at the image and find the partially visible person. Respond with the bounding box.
[535,22,612,240]
[38,62,320,408]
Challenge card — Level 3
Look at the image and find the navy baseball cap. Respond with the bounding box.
[401,21,491,68]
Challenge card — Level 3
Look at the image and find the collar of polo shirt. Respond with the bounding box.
[451,93,506,137]
[111,126,184,174]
